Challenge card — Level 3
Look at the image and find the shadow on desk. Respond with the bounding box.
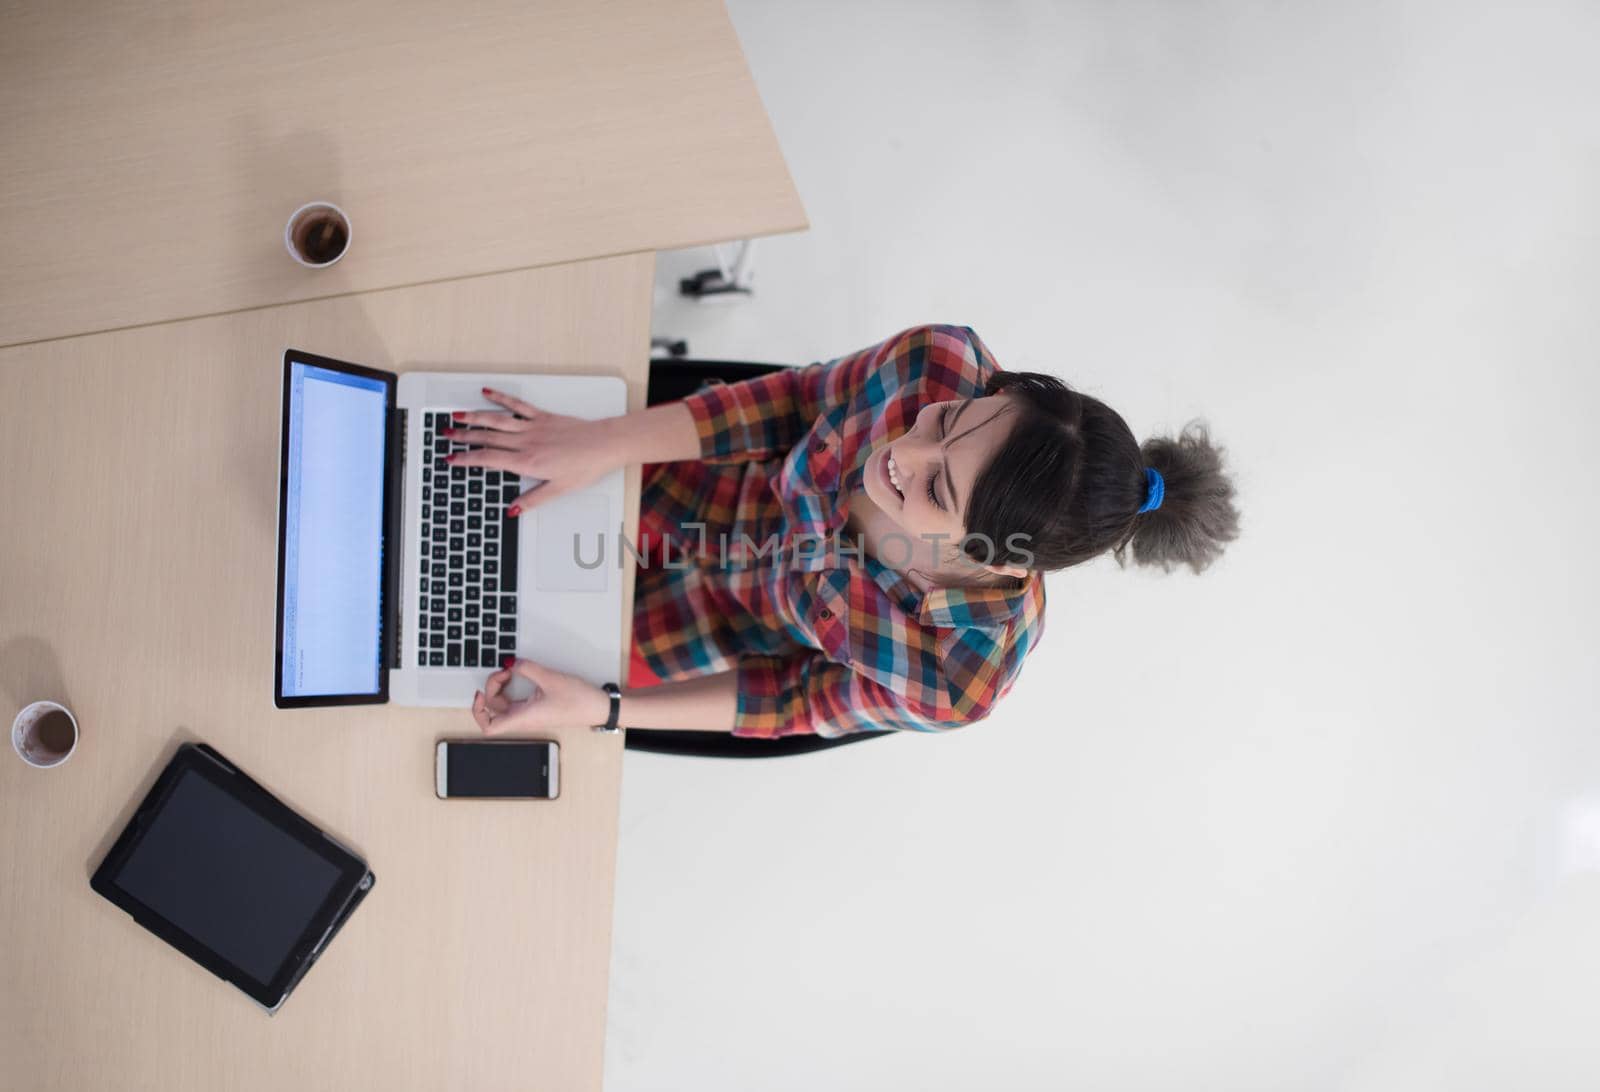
[0,635,72,720]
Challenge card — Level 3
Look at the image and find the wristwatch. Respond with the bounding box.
[593,682,622,733]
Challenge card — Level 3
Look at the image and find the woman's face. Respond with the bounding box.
[861,394,1019,573]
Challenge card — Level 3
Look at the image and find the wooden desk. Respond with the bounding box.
[0,0,805,347]
[0,255,651,1091]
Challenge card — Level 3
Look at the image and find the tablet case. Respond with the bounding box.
[90,742,375,1014]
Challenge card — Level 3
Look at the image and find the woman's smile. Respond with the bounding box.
[878,447,905,505]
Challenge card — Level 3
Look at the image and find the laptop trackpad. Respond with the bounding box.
[534,494,609,593]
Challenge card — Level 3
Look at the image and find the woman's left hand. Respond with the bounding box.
[472,658,609,735]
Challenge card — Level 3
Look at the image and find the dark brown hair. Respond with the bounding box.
[963,372,1239,574]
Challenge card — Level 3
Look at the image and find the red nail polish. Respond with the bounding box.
[481,387,492,395]
[452,411,465,421]
[501,655,514,669]
[445,453,456,463]
[506,505,521,518]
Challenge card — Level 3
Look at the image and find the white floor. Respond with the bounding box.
[606,2,1600,1089]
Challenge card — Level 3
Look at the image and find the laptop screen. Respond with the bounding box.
[278,360,391,699]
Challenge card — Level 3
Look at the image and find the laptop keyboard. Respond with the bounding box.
[416,411,520,669]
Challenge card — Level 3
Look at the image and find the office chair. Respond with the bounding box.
[623,356,893,759]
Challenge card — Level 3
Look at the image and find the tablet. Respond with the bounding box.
[91,743,375,1013]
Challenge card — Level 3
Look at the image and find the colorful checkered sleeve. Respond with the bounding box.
[731,623,1016,739]
[681,364,832,463]
[679,332,937,464]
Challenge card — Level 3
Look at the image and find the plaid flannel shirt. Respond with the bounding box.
[631,324,1047,737]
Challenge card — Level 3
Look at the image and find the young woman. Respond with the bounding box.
[446,325,1239,738]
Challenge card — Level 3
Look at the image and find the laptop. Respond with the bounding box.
[274,348,625,708]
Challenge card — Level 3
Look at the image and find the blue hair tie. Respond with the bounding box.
[1137,467,1165,514]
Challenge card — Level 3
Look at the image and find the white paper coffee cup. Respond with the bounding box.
[285,201,352,268]
[12,700,79,769]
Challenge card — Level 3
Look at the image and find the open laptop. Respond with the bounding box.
[274,348,626,708]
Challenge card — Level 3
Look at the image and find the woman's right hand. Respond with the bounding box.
[446,387,623,513]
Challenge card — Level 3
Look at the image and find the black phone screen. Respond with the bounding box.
[444,741,554,798]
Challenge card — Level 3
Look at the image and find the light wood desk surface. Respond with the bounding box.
[0,254,652,1092]
[0,0,805,347]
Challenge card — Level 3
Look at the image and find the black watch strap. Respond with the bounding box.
[594,682,622,733]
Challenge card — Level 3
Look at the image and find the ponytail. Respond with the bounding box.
[1114,422,1239,574]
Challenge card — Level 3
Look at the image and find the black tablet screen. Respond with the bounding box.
[111,769,343,984]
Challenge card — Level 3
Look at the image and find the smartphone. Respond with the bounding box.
[435,740,559,800]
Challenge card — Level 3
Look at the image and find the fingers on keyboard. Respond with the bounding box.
[417,410,519,670]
